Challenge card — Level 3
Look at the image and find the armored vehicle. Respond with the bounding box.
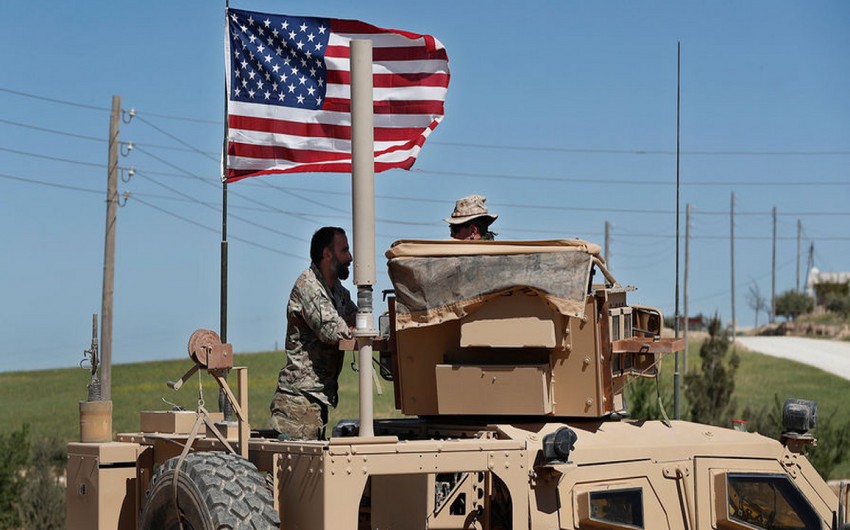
[66,237,848,529]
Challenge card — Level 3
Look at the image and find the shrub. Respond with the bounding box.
[684,315,739,426]
[0,425,31,530]
[774,290,814,321]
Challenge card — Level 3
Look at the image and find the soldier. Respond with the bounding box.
[270,227,357,440]
[444,194,498,240]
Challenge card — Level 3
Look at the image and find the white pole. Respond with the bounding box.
[351,39,376,438]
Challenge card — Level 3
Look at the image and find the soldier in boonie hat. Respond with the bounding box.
[444,194,498,240]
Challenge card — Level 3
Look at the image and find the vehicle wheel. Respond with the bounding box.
[139,451,279,530]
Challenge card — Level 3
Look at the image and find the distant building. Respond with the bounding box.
[806,267,850,306]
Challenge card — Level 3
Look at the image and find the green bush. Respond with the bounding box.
[0,425,30,530]
[825,292,850,319]
[774,290,814,321]
[0,426,66,530]
[684,315,739,426]
[17,438,66,529]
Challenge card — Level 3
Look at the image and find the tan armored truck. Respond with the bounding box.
[66,237,848,530]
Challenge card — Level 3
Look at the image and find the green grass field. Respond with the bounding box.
[1,342,847,477]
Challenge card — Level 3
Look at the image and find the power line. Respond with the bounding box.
[0,172,103,195]
[429,140,850,157]
[0,146,106,169]
[133,115,219,163]
[0,87,110,112]
[131,196,302,259]
[4,87,850,158]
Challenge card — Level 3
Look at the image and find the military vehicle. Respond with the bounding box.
[66,236,848,529]
[66,39,847,530]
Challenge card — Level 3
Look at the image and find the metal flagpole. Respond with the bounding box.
[220,1,232,420]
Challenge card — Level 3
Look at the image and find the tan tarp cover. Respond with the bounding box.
[386,239,600,330]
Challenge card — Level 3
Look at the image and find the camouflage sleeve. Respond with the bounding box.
[293,280,351,345]
[339,286,358,327]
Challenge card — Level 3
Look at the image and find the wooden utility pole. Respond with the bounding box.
[101,95,120,401]
[796,219,802,292]
[770,206,777,324]
[684,203,690,374]
[604,221,610,267]
[730,192,736,341]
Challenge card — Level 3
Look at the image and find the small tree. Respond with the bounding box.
[746,283,768,327]
[684,314,739,426]
[825,292,850,319]
[0,425,31,530]
[774,290,814,321]
[16,438,66,530]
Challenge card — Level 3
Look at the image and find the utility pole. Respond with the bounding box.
[604,221,610,267]
[796,219,802,292]
[101,95,120,401]
[730,192,736,342]
[770,206,777,324]
[673,42,681,420]
[684,203,690,374]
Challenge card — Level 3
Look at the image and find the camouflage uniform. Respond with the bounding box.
[270,264,357,440]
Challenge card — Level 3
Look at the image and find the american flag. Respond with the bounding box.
[224,8,450,182]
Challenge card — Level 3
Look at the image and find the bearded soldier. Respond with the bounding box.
[270,227,357,440]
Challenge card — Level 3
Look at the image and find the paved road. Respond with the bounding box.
[734,336,850,382]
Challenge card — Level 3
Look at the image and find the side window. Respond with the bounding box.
[581,487,644,529]
[718,473,820,530]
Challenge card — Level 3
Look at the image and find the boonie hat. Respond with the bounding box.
[443,194,498,225]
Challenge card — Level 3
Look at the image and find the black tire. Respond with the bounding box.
[139,452,279,530]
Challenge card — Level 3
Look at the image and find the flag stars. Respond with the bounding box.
[229,11,330,111]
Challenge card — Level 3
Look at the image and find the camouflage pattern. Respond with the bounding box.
[269,391,326,440]
[270,264,357,438]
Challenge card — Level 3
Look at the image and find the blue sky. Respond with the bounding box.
[1,1,848,372]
